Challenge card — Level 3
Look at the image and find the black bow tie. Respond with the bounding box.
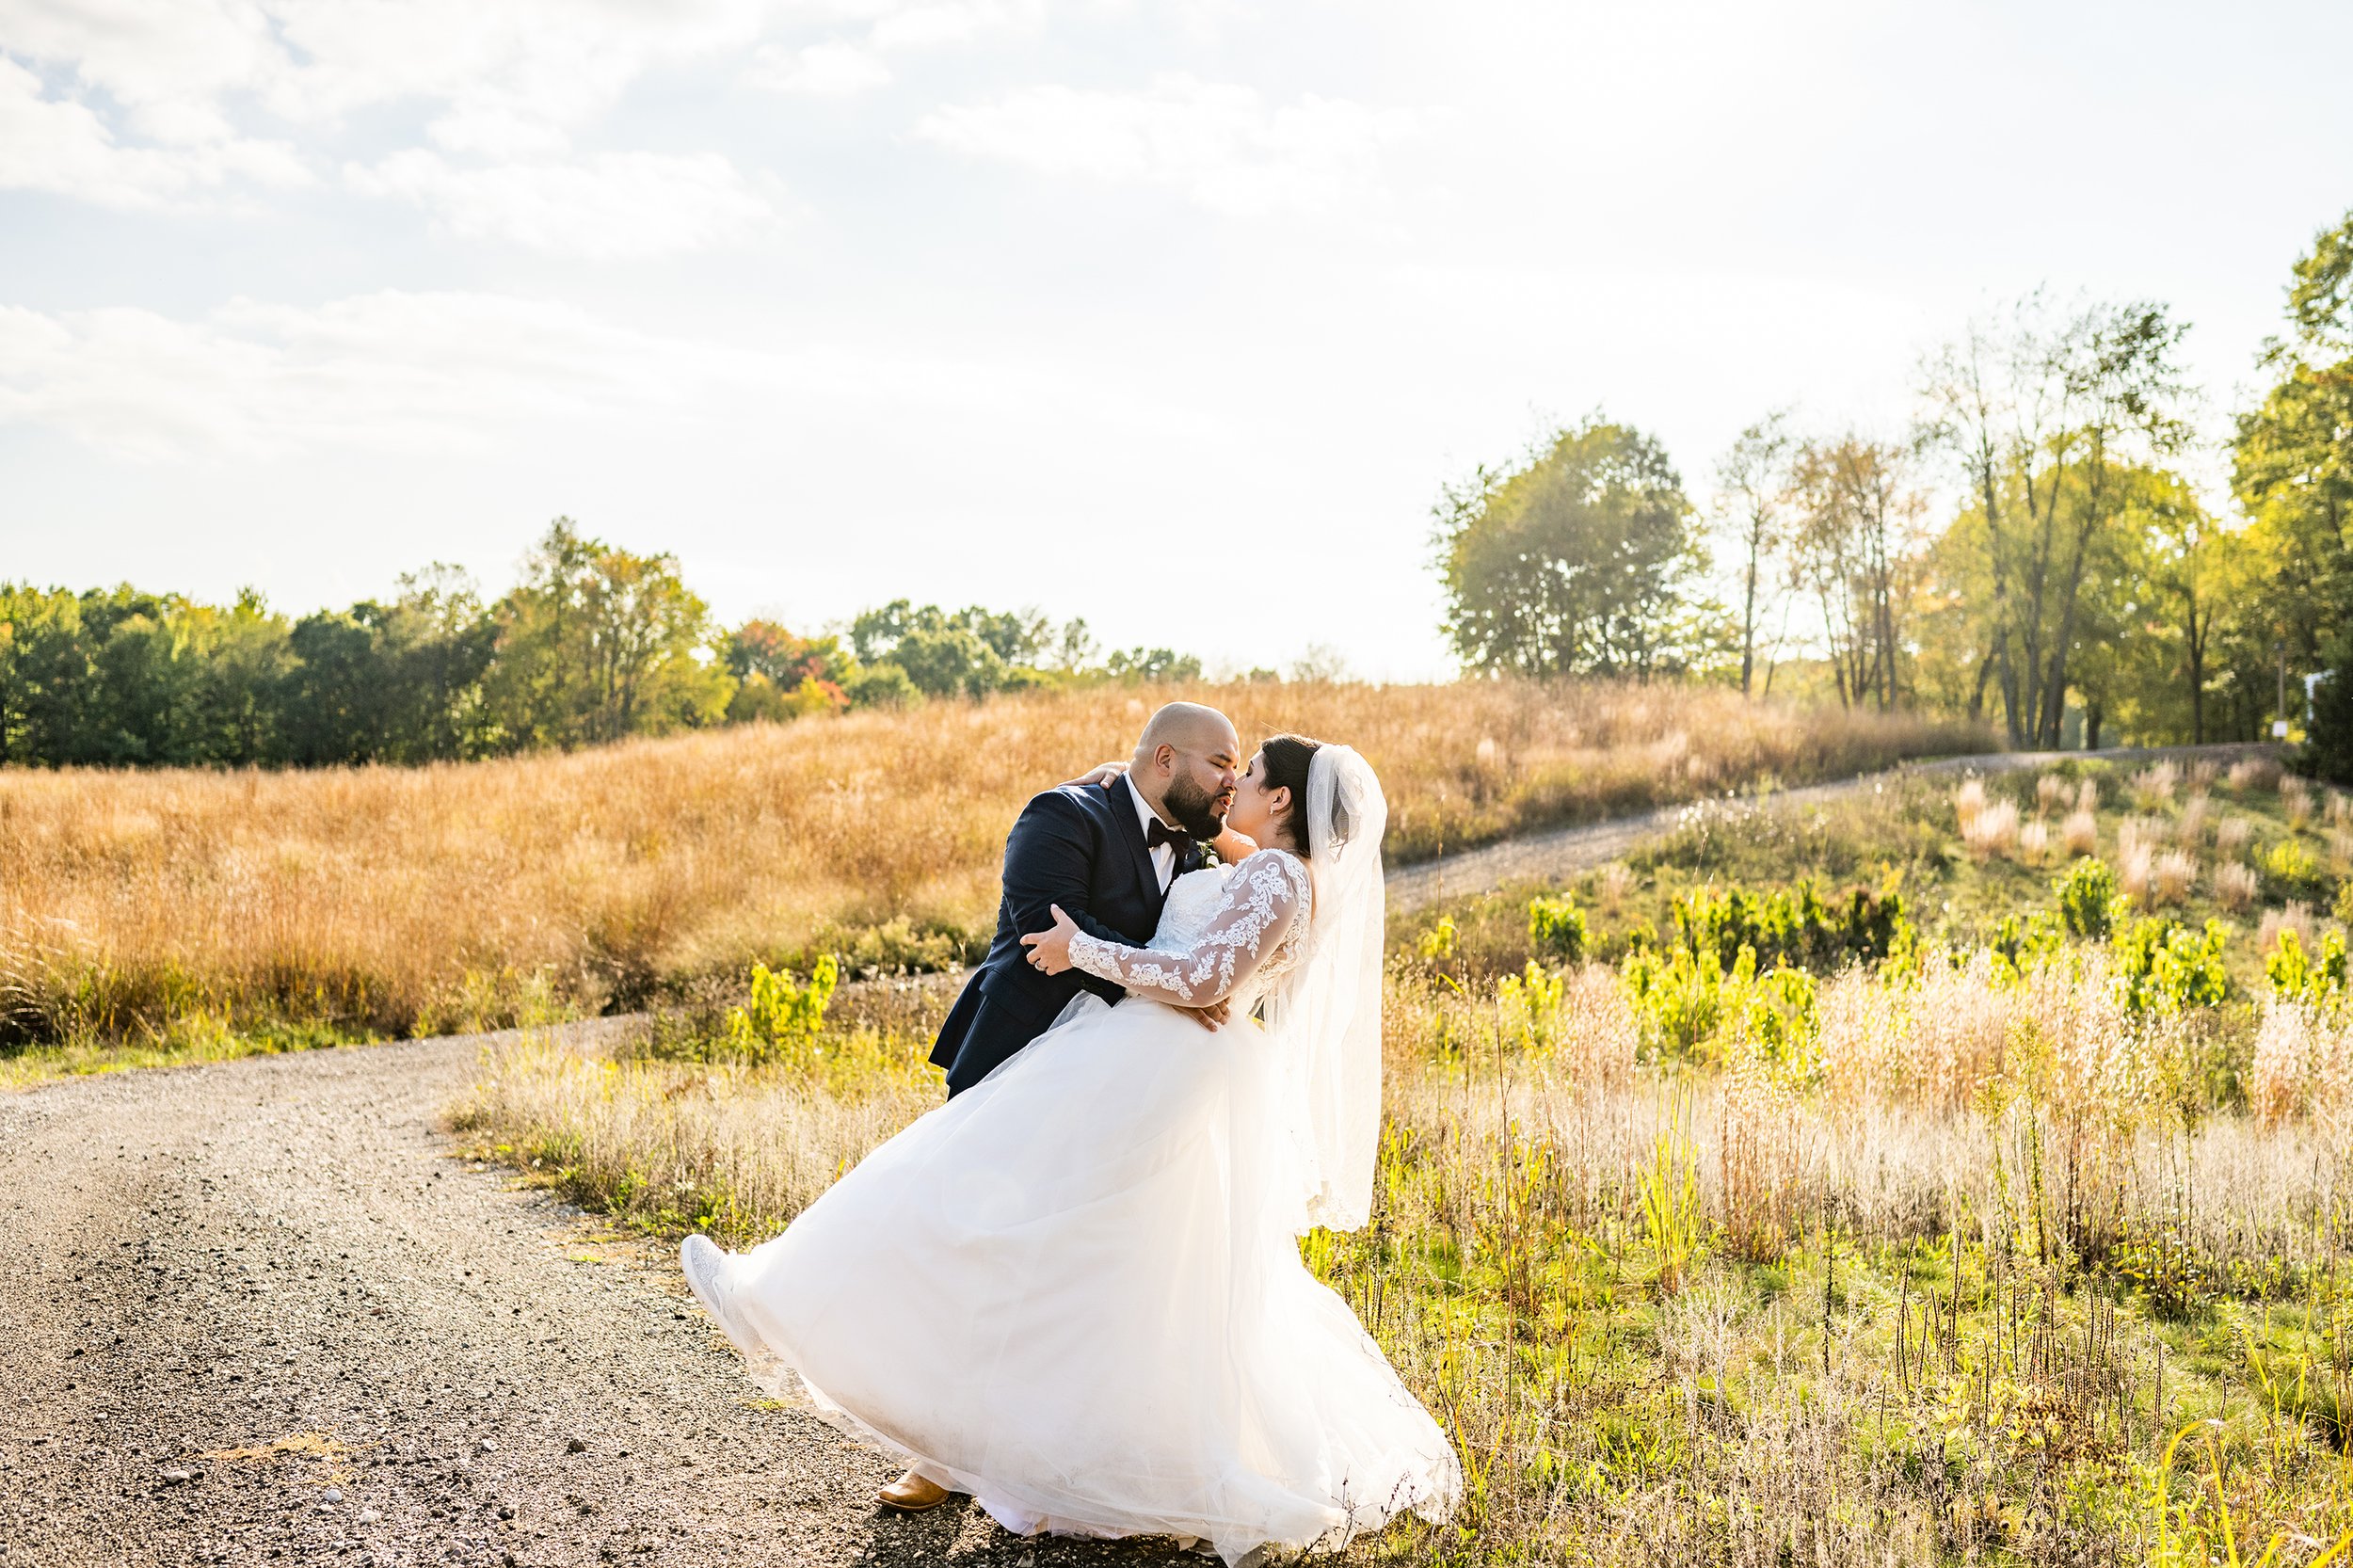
[1145,819,1192,856]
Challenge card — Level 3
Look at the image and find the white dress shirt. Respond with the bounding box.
[1128,777,1178,891]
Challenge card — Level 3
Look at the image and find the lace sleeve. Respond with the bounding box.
[1066,850,1308,1005]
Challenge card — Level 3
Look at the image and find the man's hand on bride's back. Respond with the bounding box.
[1183,1000,1229,1032]
[1065,760,1129,788]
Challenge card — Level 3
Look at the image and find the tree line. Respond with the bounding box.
[1434,207,2353,755]
[0,520,1209,768]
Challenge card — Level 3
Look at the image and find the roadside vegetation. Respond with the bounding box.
[455,749,2353,1565]
[0,680,1977,1081]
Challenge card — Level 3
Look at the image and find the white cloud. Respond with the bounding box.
[0,0,1063,227]
[0,0,803,216]
[0,291,800,461]
[0,0,779,149]
[868,0,1043,51]
[914,74,1419,216]
[745,40,891,96]
[0,289,1155,462]
[0,55,308,206]
[0,0,281,116]
[345,150,777,258]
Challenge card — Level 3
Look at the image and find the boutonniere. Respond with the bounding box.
[1198,840,1221,867]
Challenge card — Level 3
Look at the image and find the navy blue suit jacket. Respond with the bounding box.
[930,775,1202,1096]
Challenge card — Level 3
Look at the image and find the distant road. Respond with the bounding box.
[1382,741,2283,913]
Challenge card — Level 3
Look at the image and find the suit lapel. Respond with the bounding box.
[1110,775,1160,905]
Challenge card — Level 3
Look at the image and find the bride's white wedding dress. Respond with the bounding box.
[691,753,1459,1564]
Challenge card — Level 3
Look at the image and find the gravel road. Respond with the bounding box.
[1383,742,2279,911]
[0,1027,1189,1568]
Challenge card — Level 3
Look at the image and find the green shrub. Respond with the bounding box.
[2112,1222,2217,1320]
[1526,894,1588,962]
[1495,961,1569,1054]
[2053,856,2120,938]
[1622,943,1727,1060]
[844,662,922,710]
[1732,958,1818,1072]
[1622,941,1817,1068]
[1990,910,2067,984]
[2263,836,2326,895]
[1416,916,1459,963]
[2115,917,2230,1016]
[1664,876,1906,975]
[828,916,972,976]
[2265,926,2348,1010]
[723,955,840,1066]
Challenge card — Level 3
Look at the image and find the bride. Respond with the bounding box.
[680,735,1461,1562]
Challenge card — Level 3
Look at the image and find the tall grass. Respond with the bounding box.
[453,935,2353,1567]
[0,681,1982,1051]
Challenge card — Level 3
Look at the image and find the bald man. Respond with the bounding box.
[880,704,1241,1512]
[925,701,1241,1098]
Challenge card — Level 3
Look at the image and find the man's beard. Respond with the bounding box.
[1162,775,1228,840]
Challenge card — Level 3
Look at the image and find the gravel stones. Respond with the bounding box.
[2,1024,1150,1568]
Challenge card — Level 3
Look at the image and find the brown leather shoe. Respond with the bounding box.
[877,1470,952,1512]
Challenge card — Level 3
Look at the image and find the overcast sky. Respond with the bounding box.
[4,0,2349,679]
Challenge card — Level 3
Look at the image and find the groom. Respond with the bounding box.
[927,700,1243,1098]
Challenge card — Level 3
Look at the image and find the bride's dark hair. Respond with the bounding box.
[1259,733,1321,855]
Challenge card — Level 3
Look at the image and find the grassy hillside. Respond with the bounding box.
[0,680,1980,1068]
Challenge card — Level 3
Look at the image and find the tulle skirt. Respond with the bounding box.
[716,993,1461,1563]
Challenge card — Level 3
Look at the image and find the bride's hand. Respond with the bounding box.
[1065,760,1128,788]
[1020,904,1079,974]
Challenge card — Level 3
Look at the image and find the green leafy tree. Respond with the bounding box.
[278,572,495,764]
[0,585,91,763]
[280,612,382,763]
[1106,648,1203,683]
[1786,434,1926,710]
[721,619,852,689]
[844,662,921,709]
[1711,411,1796,696]
[2235,208,2353,752]
[1434,416,1711,677]
[370,566,499,760]
[890,625,1010,697]
[846,600,1061,696]
[486,519,731,748]
[1921,295,2192,745]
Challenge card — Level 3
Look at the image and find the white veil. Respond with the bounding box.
[1260,744,1387,1234]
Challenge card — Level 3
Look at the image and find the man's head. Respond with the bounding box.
[1129,701,1241,839]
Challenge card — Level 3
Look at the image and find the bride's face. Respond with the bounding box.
[1224,749,1289,846]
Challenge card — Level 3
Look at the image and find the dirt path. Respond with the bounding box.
[0,1027,1189,1568]
[1383,742,2279,912]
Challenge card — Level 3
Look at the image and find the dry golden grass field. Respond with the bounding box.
[0,679,1979,1061]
